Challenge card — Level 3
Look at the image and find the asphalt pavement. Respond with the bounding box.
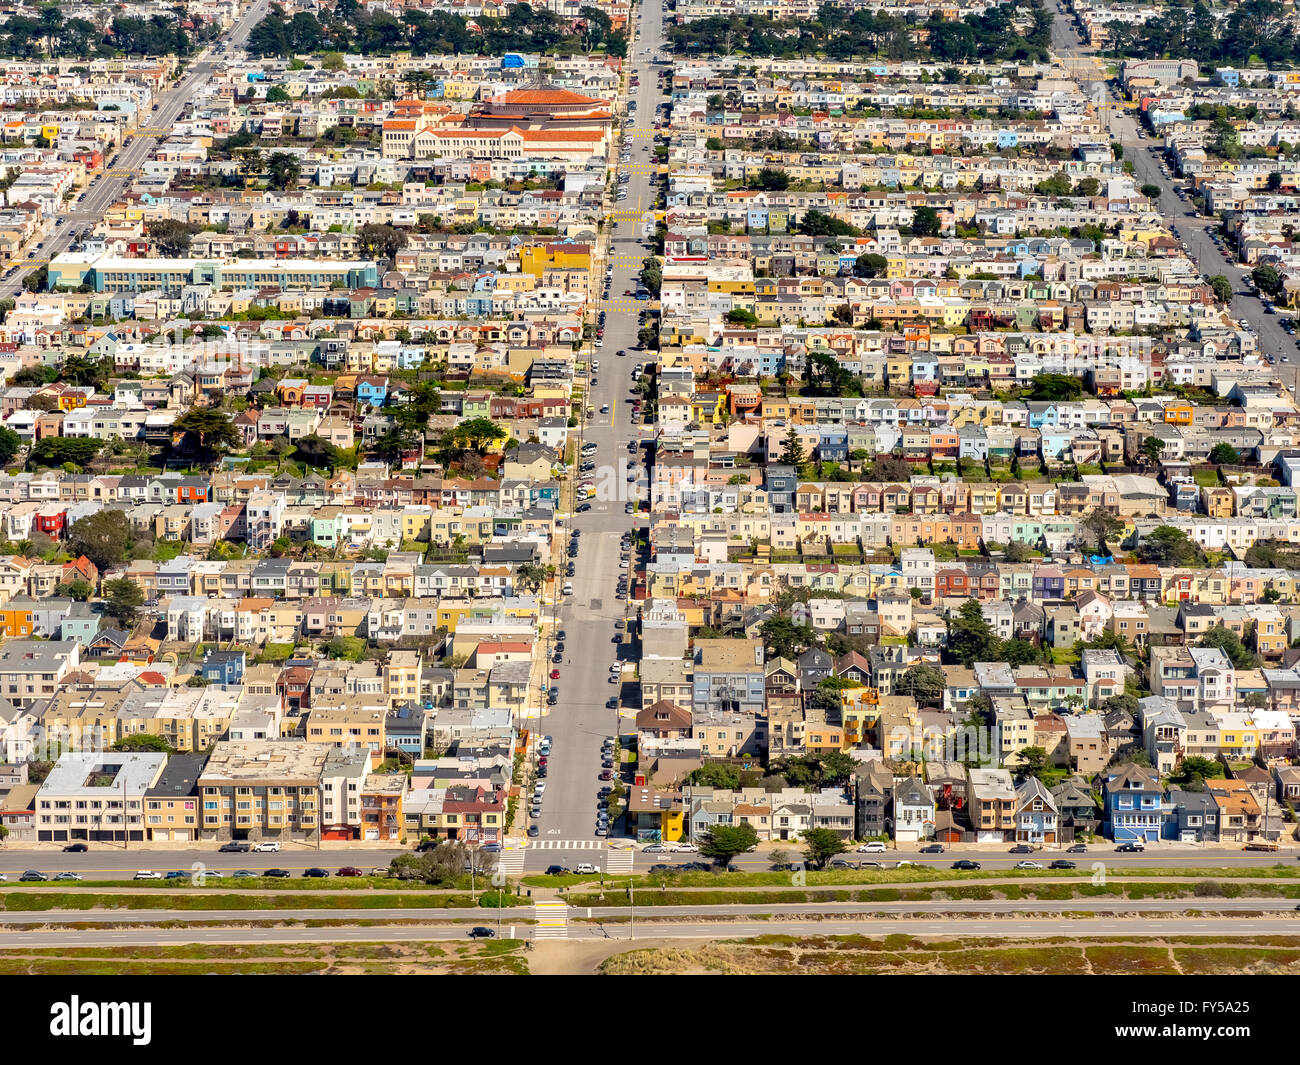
[0,915,1293,946]
[527,0,668,846]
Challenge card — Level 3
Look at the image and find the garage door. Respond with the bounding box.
[365,829,379,841]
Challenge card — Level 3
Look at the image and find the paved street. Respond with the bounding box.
[2,895,1297,925]
[0,915,1294,946]
[0,842,1290,876]
[528,0,668,845]
[0,0,271,298]
[1051,5,1300,394]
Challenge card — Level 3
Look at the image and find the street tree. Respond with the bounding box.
[698,823,758,866]
[801,827,848,869]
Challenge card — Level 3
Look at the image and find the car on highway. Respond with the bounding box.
[951,859,981,870]
[263,868,292,878]
[164,871,188,880]
[133,870,163,880]
[304,868,330,878]
[642,843,669,853]
[468,926,495,939]
[920,844,945,854]
[1067,844,1088,853]
[1014,860,1043,869]
[19,870,46,882]
[232,869,257,879]
[828,858,858,869]
[63,843,88,852]
[337,867,364,877]
[1049,860,1077,870]
[53,872,82,881]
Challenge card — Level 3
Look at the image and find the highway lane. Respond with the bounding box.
[530,0,668,843]
[0,0,271,298]
[3,896,1298,925]
[0,916,1295,946]
[0,841,1291,875]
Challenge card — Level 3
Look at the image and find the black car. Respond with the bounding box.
[649,864,673,874]
[1049,860,1077,869]
[527,824,539,837]
[545,865,570,876]
[552,652,563,664]
[1009,844,1034,854]
[63,843,88,852]
[951,859,981,870]
[1115,843,1145,853]
[606,696,619,708]
[680,862,711,872]
[303,868,330,878]
[557,630,567,640]
[468,926,496,939]
[920,844,944,854]
[263,868,292,878]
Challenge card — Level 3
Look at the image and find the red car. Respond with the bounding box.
[599,769,613,781]
[550,669,561,680]
[337,866,363,877]
[538,756,548,767]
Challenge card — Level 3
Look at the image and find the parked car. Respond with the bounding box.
[1009,844,1034,854]
[1014,860,1043,869]
[1115,842,1146,853]
[133,870,163,880]
[19,870,46,882]
[337,866,364,877]
[856,841,887,853]
[951,859,981,870]
[920,844,945,854]
[1067,843,1088,854]
[263,868,292,878]
[545,865,570,876]
[63,843,88,853]
[303,868,330,878]
[54,872,82,881]
[219,841,251,853]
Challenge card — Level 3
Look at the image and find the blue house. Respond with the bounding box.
[1102,765,1167,842]
[199,649,245,686]
[356,377,389,408]
[385,703,427,754]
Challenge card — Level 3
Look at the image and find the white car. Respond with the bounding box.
[1015,860,1043,869]
[133,870,163,880]
[534,782,547,793]
[642,843,669,853]
[856,841,887,853]
[253,841,280,852]
[574,863,600,875]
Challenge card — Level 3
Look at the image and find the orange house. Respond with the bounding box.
[1163,402,1194,425]
[0,603,33,638]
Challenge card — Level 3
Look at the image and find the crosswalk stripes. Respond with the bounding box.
[534,900,569,939]
[604,848,634,874]
[528,839,604,849]
[497,848,525,875]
